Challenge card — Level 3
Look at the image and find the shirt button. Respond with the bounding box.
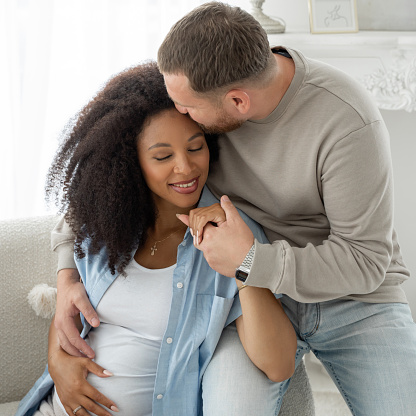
[177,282,183,289]
[166,337,173,344]
[156,394,163,400]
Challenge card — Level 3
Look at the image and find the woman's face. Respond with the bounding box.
[137,108,210,213]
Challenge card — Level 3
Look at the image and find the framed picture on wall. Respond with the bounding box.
[308,0,359,33]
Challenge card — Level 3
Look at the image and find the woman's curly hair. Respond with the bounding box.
[46,61,218,275]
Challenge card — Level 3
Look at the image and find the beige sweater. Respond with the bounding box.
[52,48,410,304]
[206,48,410,303]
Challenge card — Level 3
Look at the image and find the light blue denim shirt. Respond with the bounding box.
[16,187,273,416]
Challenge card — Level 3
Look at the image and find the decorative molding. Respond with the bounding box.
[361,50,416,112]
[268,31,416,112]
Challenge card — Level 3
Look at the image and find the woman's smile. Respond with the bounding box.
[169,176,199,194]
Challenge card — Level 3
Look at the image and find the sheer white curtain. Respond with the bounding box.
[0,0,207,220]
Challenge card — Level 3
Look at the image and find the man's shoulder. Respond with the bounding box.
[289,48,381,124]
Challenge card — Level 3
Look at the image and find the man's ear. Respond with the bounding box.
[224,90,251,115]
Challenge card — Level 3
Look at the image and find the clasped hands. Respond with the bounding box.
[177,195,255,278]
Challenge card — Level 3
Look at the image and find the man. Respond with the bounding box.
[53,2,415,415]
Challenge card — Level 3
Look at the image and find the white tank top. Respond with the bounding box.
[56,259,174,415]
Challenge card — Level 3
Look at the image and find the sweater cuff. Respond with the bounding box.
[55,241,77,273]
[245,239,291,294]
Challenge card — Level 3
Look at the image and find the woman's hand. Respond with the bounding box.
[177,202,226,245]
[48,347,119,416]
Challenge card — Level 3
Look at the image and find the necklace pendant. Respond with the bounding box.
[149,226,183,256]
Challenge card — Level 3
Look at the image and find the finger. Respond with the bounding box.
[192,217,205,244]
[74,294,100,328]
[57,328,86,358]
[188,209,217,244]
[176,213,190,227]
[60,380,118,416]
[63,404,74,416]
[71,405,92,416]
[69,402,113,416]
[195,223,217,248]
[59,320,95,358]
[75,382,119,415]
[220,195,240,220]
[84,388,120,415]
[86,360,114,378]
[77,399,117,416]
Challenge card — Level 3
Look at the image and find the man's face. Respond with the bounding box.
[164,73,244,134]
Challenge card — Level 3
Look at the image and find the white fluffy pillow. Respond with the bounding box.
[27,283,57,319]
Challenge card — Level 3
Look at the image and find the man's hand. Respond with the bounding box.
[181,195,254,277]
[55,268,99,358]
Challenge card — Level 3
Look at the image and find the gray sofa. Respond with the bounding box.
[0,215,315,415]
[0,216,58,415]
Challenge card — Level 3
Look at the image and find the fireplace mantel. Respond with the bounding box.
[268,31,416,112]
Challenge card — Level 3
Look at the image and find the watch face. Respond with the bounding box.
[235,269,248,282]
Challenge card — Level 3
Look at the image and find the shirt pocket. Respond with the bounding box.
[190,294,235,374]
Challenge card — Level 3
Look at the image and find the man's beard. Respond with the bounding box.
[197,110,244,134]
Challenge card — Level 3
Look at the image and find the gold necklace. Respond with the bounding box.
[149,227,183,256]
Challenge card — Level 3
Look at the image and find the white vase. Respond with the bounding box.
[249,0,286,34]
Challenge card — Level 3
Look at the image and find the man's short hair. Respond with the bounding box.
[158,1,274,94]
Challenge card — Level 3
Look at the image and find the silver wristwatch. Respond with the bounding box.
[235,243,255,283]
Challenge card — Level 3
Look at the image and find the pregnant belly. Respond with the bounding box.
[85,323,162,415]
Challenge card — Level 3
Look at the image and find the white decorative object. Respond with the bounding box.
[267,31,416,112]
[308,0,359,33]
[27,283,57,319]
[361,50,416,113]
[249,0,285,34]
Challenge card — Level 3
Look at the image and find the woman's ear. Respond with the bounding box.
[224,90,251,115]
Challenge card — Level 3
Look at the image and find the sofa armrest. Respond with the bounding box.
[0,215,59,403]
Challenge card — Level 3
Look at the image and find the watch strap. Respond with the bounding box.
[235,243,255,283]
[241,243,255,269]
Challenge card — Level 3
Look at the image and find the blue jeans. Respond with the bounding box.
[282,296,416,416]
[202,322,314,415]
[203,298,416,416]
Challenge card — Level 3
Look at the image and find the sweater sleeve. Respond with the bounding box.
[51,216,77,272]
[246,121,395,302]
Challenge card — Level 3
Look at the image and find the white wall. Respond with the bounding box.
[261,0,310,32]
[382,109,416,320]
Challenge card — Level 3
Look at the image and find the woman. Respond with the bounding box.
[16,62,297,416]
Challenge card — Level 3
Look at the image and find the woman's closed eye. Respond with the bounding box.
[154,154,172,161]
[153,145,205,161]
[188,145,204,153]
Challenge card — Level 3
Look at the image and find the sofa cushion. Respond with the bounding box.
[0,400,19,416]
[0,216,59,403]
